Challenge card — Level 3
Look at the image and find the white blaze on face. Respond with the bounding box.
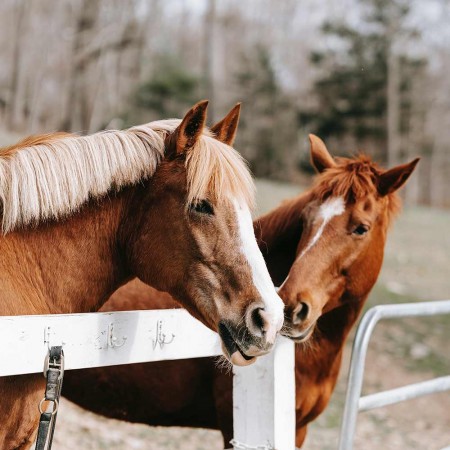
[298,196,346,260]
[234,200,285,342]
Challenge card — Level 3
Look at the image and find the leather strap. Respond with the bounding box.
[35,413,52,449]
[45,368,60,400]
[35,346,64,450]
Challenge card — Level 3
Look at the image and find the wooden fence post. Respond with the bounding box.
[232,336,296,450]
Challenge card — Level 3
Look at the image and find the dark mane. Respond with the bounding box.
[313,155,401,223]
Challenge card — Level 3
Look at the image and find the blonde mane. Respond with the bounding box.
[0,119,254,233]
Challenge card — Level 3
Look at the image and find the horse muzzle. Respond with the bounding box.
[218,321,273,366]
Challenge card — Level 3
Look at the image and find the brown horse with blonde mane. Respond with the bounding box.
[63,135,419,448]
[0,102,285,449]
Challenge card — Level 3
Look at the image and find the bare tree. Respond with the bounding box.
[7,0,28,130]
[203,0,216,120]
[62,0,101,131]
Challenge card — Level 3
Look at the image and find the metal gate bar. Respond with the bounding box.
[338,299,450,450]
[359,375,450,412]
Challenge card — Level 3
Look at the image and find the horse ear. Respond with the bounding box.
[175,100,209,155]
[309,134,336,173]
[211,103,241,146]
[377,158,420,196]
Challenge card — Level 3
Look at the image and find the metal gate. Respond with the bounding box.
[338,299,450,450]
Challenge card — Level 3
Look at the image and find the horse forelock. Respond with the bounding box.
[312,155,401,225]
[185,135,255,210]
[129,120,255,209]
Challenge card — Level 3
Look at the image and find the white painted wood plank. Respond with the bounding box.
[0,309,221,376]
[273,338,297,449]
[232,336,296,450]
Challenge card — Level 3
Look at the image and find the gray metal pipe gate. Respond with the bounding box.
[338,299,450,450]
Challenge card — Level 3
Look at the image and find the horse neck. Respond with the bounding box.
[296,295,368,380]
[0,193,130,316]
[255,191,312,286]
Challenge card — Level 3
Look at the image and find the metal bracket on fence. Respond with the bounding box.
[107,322,127,348]
[152,319,175,349]
[43,326,51,348]
[338,299,450,450]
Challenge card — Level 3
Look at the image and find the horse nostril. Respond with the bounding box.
[246,304,268,339]
[245,304,277,344]
[293,302,309,324]
[251,307,265,334]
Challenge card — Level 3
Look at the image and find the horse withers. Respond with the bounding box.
[0,102,284,449]
[63,134,419,448]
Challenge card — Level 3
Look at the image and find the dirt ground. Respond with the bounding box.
[0,165,439,449]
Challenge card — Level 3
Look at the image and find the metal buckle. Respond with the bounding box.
[43,351,64,379]
[38,398,59,416]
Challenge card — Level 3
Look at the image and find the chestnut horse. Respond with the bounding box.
[0,102,285,449]
[63,136,419,448]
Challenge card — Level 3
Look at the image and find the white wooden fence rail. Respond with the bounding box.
[0,309,296,450]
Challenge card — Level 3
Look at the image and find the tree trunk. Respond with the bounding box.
[203,0,216,121]
[61,0,101,132]
[387,48,401,167]
[7,0,28,130]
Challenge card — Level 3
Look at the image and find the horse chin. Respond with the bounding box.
[282,323,315,343]
[230,350,257,366]
[220,341,257,366]
[219,323,258,366]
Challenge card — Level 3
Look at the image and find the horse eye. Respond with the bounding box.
[353,224,369,236]
[190,200,214,215]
